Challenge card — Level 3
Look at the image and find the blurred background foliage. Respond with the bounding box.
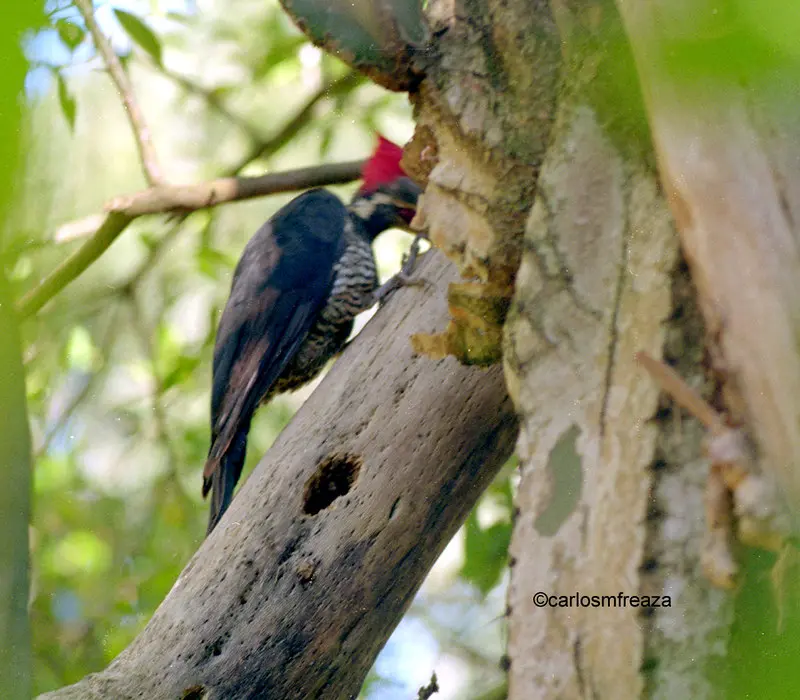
[11,1,514,697]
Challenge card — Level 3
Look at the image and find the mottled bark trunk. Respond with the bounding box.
[503,3,733,694]
[410,0,761,698]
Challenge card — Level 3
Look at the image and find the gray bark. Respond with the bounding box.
[38,251,518,700]
[404,0,746,696]
[502,2,738,697]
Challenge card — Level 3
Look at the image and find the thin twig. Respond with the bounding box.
[106,160,366,217]
[19,212,131,318]
[23,160,364,318]
[227,71,363,175]
[22,70,365,319]
[74,0,163,185]
[35,306,121,459]
[145,61,264,143]
[417,673,439,700]
[635,351,725,433]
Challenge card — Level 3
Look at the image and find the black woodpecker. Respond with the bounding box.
[203,136,421,533]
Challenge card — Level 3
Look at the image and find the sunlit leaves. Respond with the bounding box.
[196,246,235,280]
[44,531,112,577]
[55,71,76,130]
[65,326,96,371]
[34,456,73,494]
[113,9,163,67]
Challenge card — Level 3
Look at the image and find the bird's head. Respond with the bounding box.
[349,136,421,237]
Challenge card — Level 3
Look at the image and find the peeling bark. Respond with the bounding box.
[404,0,562,364]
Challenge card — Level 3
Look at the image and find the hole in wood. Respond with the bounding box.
[181,686,207,700]
[303,453,361,515]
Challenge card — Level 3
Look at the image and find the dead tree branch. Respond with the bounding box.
[104,160,365,217]
[37,251,518,700]
[19,160,364,318]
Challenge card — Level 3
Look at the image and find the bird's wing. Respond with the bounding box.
[203,189,348,491]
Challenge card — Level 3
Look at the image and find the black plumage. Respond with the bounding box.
[203,139,420,533]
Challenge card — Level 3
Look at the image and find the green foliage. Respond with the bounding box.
[55,71,76,130]
[652,0,800,82]
[17,2,509,698]
[462,472,514,596]
[55,19,85,52]
[113,9,163,66]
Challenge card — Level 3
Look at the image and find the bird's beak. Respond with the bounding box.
[389,195,418,210]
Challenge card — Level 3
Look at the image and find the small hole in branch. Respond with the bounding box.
[303,453,361,515]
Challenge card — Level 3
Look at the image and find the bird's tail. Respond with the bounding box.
[203,427,249,535]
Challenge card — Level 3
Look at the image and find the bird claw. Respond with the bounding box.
[374,235,429,306]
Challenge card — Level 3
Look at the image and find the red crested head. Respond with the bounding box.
[359,135,407,193]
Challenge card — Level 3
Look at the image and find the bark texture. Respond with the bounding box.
[38,251,518,700]
[402,0,562,364]
[502,1,735,698]
[617,0,800,531]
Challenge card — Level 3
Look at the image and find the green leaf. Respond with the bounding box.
[196,246,235,280]
[161,354,201,391]
[44,530,112,576]
[461,510,512,596]
[55,19,85,52]
[138,231,160,251]
[56,72,76,131]
[165,10,193,26]
[65,325,95,371]
[113,9,162,66]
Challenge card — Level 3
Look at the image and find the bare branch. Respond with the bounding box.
[635,351,726,434]
[22,160,364,318]
[74,0,163,185]
[105,160,365,217]
[24,67,364,318]
[54,214,107,243]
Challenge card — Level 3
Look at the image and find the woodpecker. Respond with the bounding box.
[203,137,421,534]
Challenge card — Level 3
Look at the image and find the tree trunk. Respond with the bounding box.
[38,251,518,700]
[404,0,790,697]
[503,2,731,695]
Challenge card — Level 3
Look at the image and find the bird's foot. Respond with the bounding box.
[373,234,430,306]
